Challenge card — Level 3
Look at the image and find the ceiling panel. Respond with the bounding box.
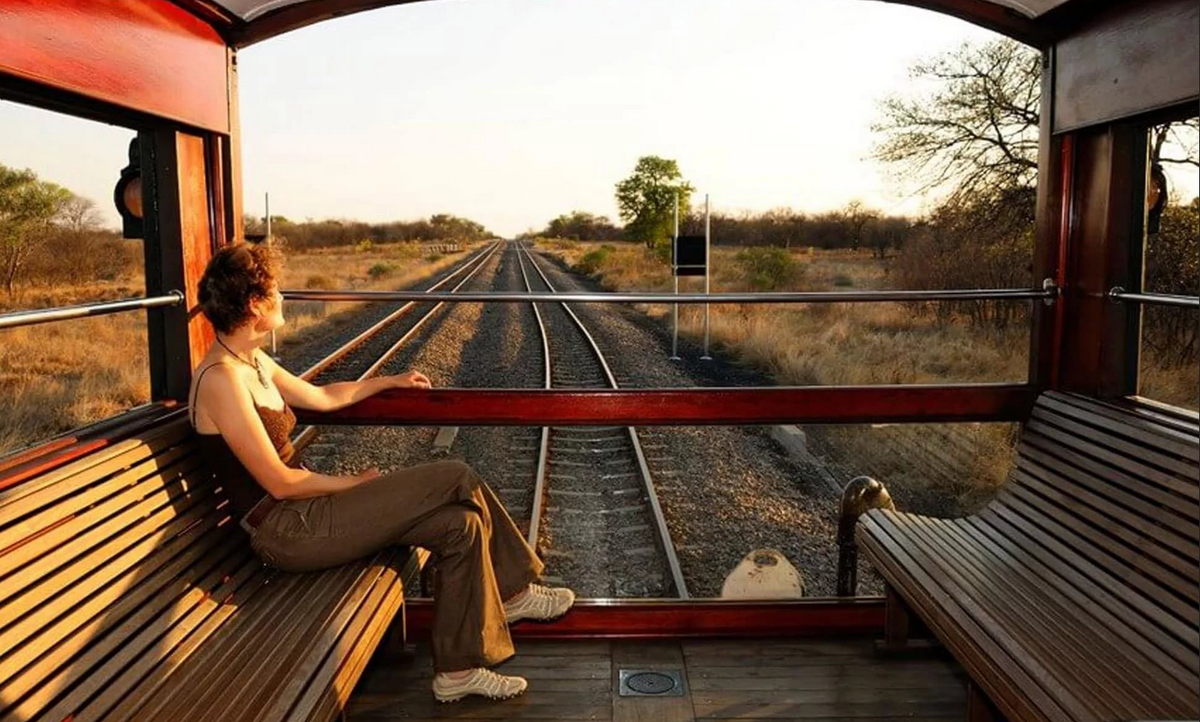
[209,0,1081,23]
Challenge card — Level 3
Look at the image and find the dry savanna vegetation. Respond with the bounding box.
[537,238,1196,514]
[0,230,476,457]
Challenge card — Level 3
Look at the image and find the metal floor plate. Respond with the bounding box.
[618,669,686,697]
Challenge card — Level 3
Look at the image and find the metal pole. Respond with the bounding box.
[702,193,712,360]
[266,192,278,358]
[670,190,681,361]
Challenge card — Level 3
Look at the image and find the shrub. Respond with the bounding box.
[735,246,798,291]
[425,253,444,263]
[833,274,854,287]
[355,239,374,253]
[304,274,336,289]
[392,242,422,260]
[576,247,613,276]
[368,263,395,279]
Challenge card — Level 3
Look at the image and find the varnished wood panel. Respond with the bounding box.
[299,384,1038,427]
[1057,126,1143,397]
[1054,0,1200,132]
[0,0,229,132]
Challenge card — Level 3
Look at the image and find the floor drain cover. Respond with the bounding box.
[618,669,685,697]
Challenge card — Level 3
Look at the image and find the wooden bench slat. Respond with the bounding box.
[1020,427,1197,534]
[0,523,240,704]
[279,562,405,722]
[961,512,1200,681]
[307,573,407,722]
[858,513,1072,722]
[105,567,324,722]
[0,483,223,638]
[857,393,1199,722]
[995,495,1200,631]
[0,441,201,557]
[1,411,414,722]
[892,512,1166,720]
[1007,471,1199,601]
[6,547,256,722]
[137,563,362,722]
[42,555,269,722]
[916,515,1195,716]
[1014,442,1200,563]
[230,556,405,722]
[1048,391,1200,441]
[1028,410,1197,489]
[0,421,192,511]
[0,457,211,598]
[1041,393,1200,463]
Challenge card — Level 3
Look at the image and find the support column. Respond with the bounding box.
[141,129,217,402]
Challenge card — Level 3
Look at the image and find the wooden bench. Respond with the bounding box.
[0,416,421,722]
[857,391,1199,722]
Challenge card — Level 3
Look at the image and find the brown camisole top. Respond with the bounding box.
[191,362,299,521]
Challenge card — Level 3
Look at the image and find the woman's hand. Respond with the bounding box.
[389,370,431,390]
[354,467,382,483]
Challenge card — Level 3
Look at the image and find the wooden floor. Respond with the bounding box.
[348,637,969,721]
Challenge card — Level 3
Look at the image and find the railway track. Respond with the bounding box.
[295,240,503,462]
[283,238,687,598]
[514,241,688,598]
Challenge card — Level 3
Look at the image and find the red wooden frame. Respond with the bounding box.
[404,599,885,639]
[297,384,1038,426]
[0,0,229,132]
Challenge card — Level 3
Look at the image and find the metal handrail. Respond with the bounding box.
[283,286,1056,305]
[1109,287,1200,309]
[0,291,185,331]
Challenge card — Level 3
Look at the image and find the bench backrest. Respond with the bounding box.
[0,419,253,722]
[1001,391,1199,677]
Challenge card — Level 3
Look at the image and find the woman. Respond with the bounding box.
[188,242,574,703]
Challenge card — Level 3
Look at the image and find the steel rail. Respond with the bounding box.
[297,241,501,380]
[514,243,553,551]
[517,241,690,599]
[1109,288,1200,309]
[282,287,1055,305]
[292,241,504,451]
[0,291,185,331]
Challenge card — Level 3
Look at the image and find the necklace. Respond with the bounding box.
[215,336,270,389]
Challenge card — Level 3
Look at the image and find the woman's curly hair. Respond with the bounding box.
[197,242,283,334]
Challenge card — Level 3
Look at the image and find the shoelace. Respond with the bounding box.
[473,669,514,694]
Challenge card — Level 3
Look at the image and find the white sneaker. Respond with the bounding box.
[432,668,528,703]
[504,584,576,623]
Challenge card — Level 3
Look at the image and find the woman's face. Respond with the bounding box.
[252,283,286,335]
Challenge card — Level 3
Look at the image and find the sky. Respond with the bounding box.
[0,0,1194,236]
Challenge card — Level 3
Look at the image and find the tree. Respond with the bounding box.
[1151,118,1200,170]
[544,211,621,241]
[874,39,1041,201]
[0,164,70,296]
[841,200,878,254]
[614,156,693,250]
[58,194,102,234]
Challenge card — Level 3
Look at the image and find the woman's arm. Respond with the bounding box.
[259,352,430,413]
[199,364,374,499]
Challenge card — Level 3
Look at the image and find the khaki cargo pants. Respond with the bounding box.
[247,460,544,672]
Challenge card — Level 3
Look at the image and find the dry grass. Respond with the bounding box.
[271,241,475,350]
[538,240,1157,515]
[538,241,1029,386]
[0,241,476,458]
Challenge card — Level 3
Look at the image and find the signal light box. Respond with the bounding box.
[673,235,707,277]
